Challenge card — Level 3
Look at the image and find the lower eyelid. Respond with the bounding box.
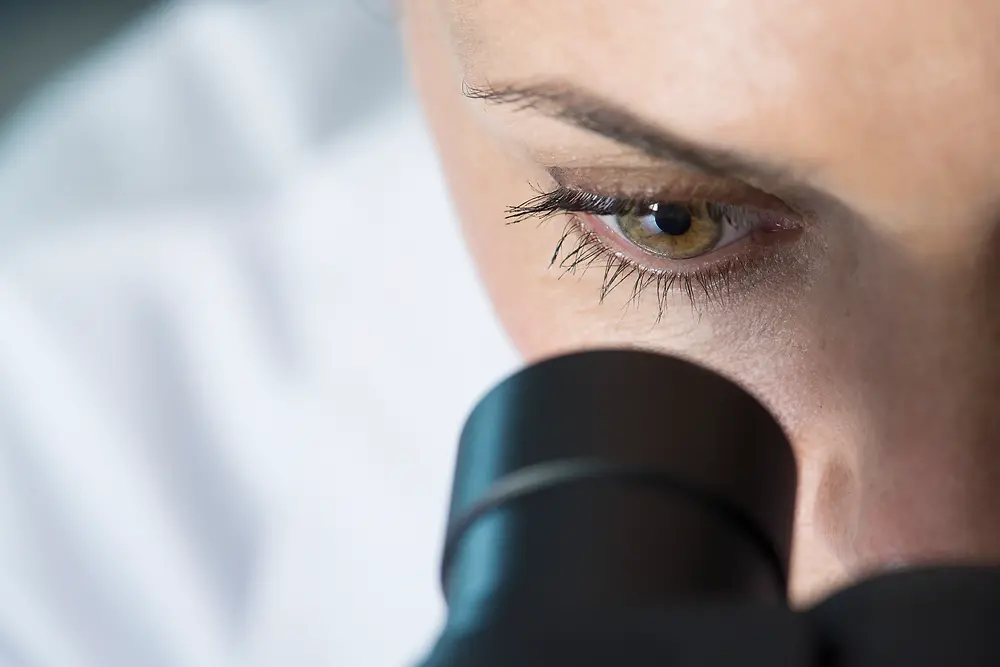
[535,207,814,320]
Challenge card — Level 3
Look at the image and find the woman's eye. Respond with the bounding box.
[598,201,759,260]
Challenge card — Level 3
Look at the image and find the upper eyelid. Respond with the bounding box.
[504,183,793,228]
[546,167,797,212]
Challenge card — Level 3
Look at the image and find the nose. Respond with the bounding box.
[801,222,1000,589]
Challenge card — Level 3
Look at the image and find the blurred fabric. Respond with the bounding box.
[0,2,519,666]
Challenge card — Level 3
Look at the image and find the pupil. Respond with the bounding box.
[652,203,692,235]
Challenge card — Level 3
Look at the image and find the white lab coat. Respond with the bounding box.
[0,2,519,666]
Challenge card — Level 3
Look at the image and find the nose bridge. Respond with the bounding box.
[850,222,1000,436]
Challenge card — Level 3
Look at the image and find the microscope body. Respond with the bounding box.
[416,351,1000,667]
[421,567,1000,666]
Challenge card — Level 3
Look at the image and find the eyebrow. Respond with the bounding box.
[463,80,802,187]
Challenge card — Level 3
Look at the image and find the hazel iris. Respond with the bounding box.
[617,201,724,260]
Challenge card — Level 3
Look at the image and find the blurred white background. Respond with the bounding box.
[0,1,518,666]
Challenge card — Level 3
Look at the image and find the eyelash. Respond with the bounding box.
[505,185,784,321]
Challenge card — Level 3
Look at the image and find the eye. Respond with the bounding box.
[597,201,761,260]
[505,184,807,316]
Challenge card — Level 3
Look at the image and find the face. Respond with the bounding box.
[401,0,1000,605]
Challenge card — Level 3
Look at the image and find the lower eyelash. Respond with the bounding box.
[549,215,765,322]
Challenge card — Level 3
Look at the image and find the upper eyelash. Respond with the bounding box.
[504,185,768,321]
[506,185,760,228]
[505,186,636,224]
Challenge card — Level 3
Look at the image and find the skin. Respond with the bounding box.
[400,0,1000,606]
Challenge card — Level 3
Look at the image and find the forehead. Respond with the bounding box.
[445,0,993,93]
[440,0,1000,223]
